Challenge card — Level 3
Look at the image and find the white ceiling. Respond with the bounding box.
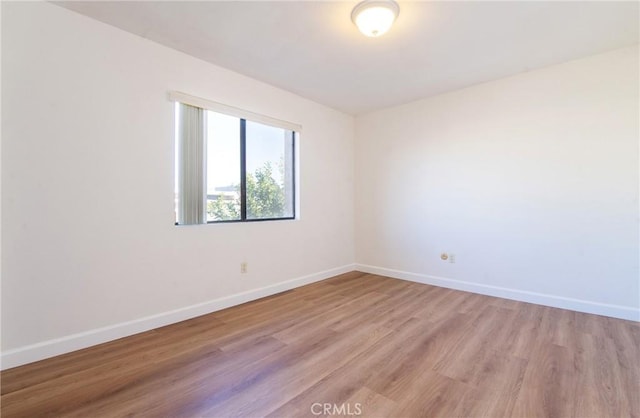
[56,1,639,115]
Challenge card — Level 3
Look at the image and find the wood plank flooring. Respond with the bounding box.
[2,272,639,417]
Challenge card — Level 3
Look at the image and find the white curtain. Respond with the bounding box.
[177,103,206,224]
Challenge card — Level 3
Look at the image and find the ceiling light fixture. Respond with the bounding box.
[351,0,400,38]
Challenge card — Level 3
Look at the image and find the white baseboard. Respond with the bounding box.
[356,264,639,322]
[1,264,356,370]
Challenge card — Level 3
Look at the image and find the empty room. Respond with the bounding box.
[1,1,639,417]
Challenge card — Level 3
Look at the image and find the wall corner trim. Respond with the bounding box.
[355,264,640,322]
[1,264,356,370]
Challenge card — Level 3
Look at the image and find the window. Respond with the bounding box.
[173,95,297,225]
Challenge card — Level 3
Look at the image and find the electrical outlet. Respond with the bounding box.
[240,262,248,274]
[449,254,456,263]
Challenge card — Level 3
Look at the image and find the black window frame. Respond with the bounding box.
[206,117,296,224]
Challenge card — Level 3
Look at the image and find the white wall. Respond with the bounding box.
[1,2,355,367]
[2,1,638,370]
[355,46,639,320]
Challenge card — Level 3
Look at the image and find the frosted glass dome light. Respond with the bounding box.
[351,0,400,37]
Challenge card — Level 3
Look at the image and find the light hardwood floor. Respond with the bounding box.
[2,272,639,417]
